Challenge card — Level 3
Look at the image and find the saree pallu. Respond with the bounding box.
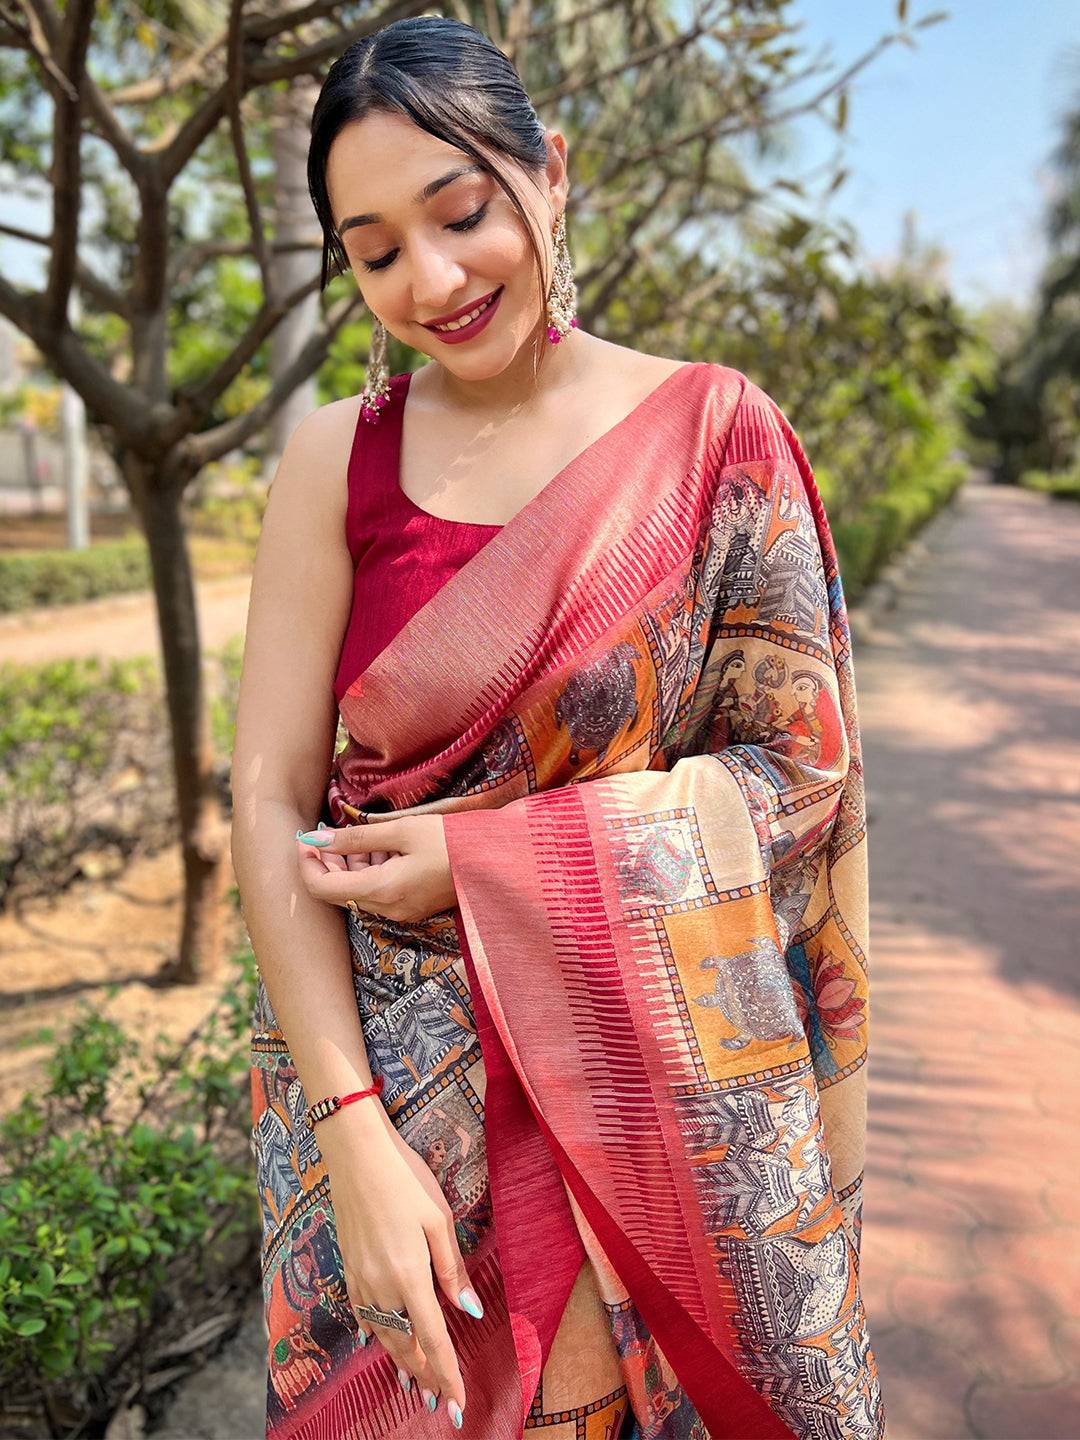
[251,360,886,1439]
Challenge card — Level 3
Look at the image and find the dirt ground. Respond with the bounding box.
[0,542,256,1109]
[0,845,250,1111]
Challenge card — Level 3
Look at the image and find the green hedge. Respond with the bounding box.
[0,540,153,614]
[1018,462,1080,501]
[835,437,967,601]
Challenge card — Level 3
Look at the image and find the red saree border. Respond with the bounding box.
[450,788,796,1440]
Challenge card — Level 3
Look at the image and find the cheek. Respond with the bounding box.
[469,213,536,284]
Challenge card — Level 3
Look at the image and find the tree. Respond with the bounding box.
[0,0,931,980]
[965,62,1079,482]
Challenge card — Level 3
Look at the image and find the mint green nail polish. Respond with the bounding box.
[426,1392,438,1412]
[298,830,331,846]
[449,1399,463,1428]
[459,1287,484,1319]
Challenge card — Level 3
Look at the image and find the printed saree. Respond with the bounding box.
[250,360,886,1440]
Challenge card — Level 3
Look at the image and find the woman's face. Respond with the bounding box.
[325,109,566,379]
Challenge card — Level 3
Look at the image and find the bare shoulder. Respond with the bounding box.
[281,394,362,481]
[592,338,699,390]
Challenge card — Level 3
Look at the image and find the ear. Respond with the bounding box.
[543,127,570,217]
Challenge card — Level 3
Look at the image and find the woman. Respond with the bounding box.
[234,14,886,1440]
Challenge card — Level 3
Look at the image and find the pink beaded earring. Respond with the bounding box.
[359,314,391,423]
[546,209,578,344]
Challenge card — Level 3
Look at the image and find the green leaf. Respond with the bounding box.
[16,1318,46,1336]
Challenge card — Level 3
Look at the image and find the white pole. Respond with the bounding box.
[62,287,89,551]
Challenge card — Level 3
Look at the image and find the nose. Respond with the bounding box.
[408,235,468,317]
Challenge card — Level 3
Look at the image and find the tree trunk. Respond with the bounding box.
[127,454,230,984]
[265,80,321,479]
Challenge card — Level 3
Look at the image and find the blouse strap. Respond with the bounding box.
[343,371,411,564]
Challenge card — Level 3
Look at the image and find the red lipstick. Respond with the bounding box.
[422,286,503,345]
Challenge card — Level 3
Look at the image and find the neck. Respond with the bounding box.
[429,322,596,417]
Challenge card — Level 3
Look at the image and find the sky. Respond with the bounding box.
[779,0,1078,308]
[0,1,1077,313]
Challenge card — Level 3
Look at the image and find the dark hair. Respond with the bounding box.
[308,15,553,324]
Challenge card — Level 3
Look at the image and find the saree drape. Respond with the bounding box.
[251,360,886,1440]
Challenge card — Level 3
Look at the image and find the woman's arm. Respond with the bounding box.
[230,398,395,1159]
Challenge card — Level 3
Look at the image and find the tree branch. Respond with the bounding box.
[226,0,274,303]
[155,0,427,183]
[177,271,325,424]
[0,220,131,316]
[181,291,365,467]
[9,0,76,98]
[43,0,95,333]
[0,273,159,443]
[106,33,222,104]
[168,235,322,288]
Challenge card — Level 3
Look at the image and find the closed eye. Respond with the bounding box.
[361,204,489,273]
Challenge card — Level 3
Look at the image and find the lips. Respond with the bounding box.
[422,286,502,330]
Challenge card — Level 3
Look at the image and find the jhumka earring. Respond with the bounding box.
[359,314,392,423]
[546,209,578,344]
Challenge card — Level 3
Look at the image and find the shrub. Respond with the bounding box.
[0,541,152,614]
[0,655,174,908]
[0,948,260,1438]
[1019,459,1080,501]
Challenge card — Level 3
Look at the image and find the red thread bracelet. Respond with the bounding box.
[305,1073,385,1129]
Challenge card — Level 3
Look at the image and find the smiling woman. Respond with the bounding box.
[237,12,888,1440]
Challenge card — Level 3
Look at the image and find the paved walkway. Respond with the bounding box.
[854,472,1080,1438]
[0,573,252,667]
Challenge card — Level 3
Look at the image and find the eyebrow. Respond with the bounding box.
[336,164,486,237]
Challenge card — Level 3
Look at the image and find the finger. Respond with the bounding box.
[296,842,350,890]
[319,851,350,873]
[307,857,405,911]
[402,1272,466,1424]
[425,1211,484,1326]
[355,1289,440,1403]
[322,819,408,858]
[296,843,388,906]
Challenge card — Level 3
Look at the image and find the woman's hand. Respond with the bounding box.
[319,1108,479,1423]
[295,815,456,925]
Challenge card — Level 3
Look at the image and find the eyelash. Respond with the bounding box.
[360,204,489,273]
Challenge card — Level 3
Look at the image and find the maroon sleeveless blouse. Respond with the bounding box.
[332,371,504,703]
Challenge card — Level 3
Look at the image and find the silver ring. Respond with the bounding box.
[354,1300,413,1337]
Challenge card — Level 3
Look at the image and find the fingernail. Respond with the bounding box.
[317,821,330,830]
[297,829,332,846]
[448,1399,464,1428]
[396,1366,412,1392]
[422,1389,437,1411]
[357,1329,368,1347]
[459,1286,484,1319]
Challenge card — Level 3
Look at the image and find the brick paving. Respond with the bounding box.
[854,472,1080,1440]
